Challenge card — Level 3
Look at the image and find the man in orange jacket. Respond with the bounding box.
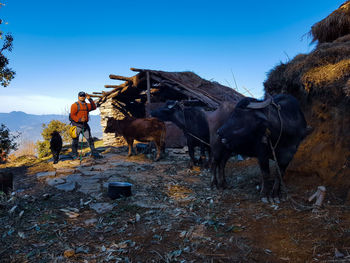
[70,91,101,159]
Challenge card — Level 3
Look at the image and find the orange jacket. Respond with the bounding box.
[70,99,96,123]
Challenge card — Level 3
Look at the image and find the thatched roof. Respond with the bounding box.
[264,40,350,104]
[311,1,350,43]
[92,68,243,117]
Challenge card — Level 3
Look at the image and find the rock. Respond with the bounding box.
[46,177,65,186]
[36,171,56,179]
[77,167,99,176]
[89,202,114,214]
[65,174,83,183]
[109,161,135,167]
[132,201,168,209]
[55,181,76,191]
[56,168,76,174]
[77,179,101,195]
[84,218,98,226]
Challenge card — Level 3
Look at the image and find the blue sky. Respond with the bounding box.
[0,0,344,114]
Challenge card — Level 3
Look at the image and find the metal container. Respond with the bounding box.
[108,182,132,199]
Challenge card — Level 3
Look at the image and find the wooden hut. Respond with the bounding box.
[91,68,244,147]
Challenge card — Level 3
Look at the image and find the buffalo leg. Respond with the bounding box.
[217,152,230,189]
[199,143,207,167]
[210,160,218,188]
[272,147,297,200]
[271,162,289,202]
[258,157,270,202]
[187,138,196,167]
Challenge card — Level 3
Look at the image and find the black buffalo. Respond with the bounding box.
[151,101,210,167]
[50,131,62,164]
[216,94,309,202]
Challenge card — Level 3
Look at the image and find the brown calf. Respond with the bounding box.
[104,117,166,161]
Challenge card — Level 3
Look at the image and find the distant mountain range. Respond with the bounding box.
[0,111,102,143]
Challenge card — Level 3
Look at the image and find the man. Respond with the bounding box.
[70,91,101,159]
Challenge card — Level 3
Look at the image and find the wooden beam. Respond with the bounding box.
[146,71,151,104]
[130,67,146,72]
[108,90,121,99]
[104,84,124,89]
[86,94,103,98]
[109,74,132,81]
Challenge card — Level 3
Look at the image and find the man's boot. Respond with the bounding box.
[71,138,79,159]
[89,139,102,159]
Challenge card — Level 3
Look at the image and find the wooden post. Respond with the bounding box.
[146,71,151,117]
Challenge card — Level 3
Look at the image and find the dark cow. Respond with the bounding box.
[0,171,13,194]
[216,94,309,202]
[151,101,210,167]
[50,131,63,164]
[205,102,236,185]
[104,117,166,161]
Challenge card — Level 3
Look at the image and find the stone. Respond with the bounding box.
[89,202,114,214]
[55,181,76,191]
[77,179,101,195]
[56,168,76,174]
[65,174,83,183]
[36,171,56,179]
[109,161,135,167]
[132,201,168,209]
[46,177,65,186]
[84,218,98,226]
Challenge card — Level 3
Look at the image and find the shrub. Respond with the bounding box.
[0,124,19,162]
[36,120,70,158]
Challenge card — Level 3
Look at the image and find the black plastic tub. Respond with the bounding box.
[108,182,132,199]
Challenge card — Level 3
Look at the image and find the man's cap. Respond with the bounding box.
[78,91,86,97]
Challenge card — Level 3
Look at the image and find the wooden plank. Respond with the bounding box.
[104,85,124,89]
[130,67,146,72]
[160,75,219,108]
[86,94,103,98]
[146,71,151,104]
[109,74,132,81]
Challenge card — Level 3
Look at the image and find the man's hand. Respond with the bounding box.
[86,94,91,100]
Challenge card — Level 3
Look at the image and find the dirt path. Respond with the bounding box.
[1,147,349,262]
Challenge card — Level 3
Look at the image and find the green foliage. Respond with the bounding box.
[0,2,15,87]
[0,123,18,154]
[36,120,70,158]
[41,120,70,143]
[35,140,50,158]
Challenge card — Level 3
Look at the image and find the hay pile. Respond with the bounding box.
[311,1,350,43]
[264,41,350,103]
[264,1,350,201]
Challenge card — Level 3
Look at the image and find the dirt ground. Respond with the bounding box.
[0,145,350,263]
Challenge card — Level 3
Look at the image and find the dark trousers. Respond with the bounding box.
[71,125,96,156]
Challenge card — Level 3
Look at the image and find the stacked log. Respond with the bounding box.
[99,98,126,146]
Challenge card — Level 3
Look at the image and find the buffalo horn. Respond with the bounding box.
[167,101,177,109]
[246,98,272,109]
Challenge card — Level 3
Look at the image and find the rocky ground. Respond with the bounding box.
[0,145,350,263]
